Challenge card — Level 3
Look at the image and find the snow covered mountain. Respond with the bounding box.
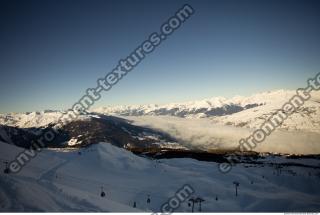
[0,110,64,128]
[0,89,319,154]
[214,90,320,133]
[93,93,264,118]
[1,89,319,132]
[92,90,299,117]
[93,89,320,133]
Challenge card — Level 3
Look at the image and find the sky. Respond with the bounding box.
[0,0,320,113]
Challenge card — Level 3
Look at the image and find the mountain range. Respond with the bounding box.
[1,89,320,154]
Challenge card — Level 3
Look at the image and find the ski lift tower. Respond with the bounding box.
[233,181,240,196]
[188,197,196,212]
[3,161,10,174]
[195,197,205,212]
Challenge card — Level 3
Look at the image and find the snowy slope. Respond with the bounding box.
[1,141,320,212]
[0,141,143,212]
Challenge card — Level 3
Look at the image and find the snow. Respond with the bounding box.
[92,90,292,115]
[0,89,320,211]
[216,90,320,133]
[1,141,320,212]
[68,138,82,146]
[0,112,100,129]
[91,89,320,134]
[0,111,63,128]
[0,89,319,155]
[1,89,320,134]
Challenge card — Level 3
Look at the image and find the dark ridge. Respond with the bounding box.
[0,124,69,148]
[0,115,179,150]
[130,148,320,169]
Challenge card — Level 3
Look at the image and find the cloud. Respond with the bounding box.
[126,116,320,154]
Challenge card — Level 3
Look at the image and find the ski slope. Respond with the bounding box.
[1,141,320,212]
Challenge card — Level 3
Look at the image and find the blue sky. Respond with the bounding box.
[0,0,320,113]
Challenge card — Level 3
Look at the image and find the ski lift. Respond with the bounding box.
[100,186,106,197]
[233,181,240,196]
[195,197,205,212]
[4,167,10,174]
[3,161,10,174]
[188,198,196,212]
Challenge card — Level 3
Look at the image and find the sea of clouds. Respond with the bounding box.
[126,116,320,154]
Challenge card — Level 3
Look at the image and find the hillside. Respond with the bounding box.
[1,141,320,212]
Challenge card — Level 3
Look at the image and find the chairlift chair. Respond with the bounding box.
[4,167,10,174]
[100,187,106,197]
